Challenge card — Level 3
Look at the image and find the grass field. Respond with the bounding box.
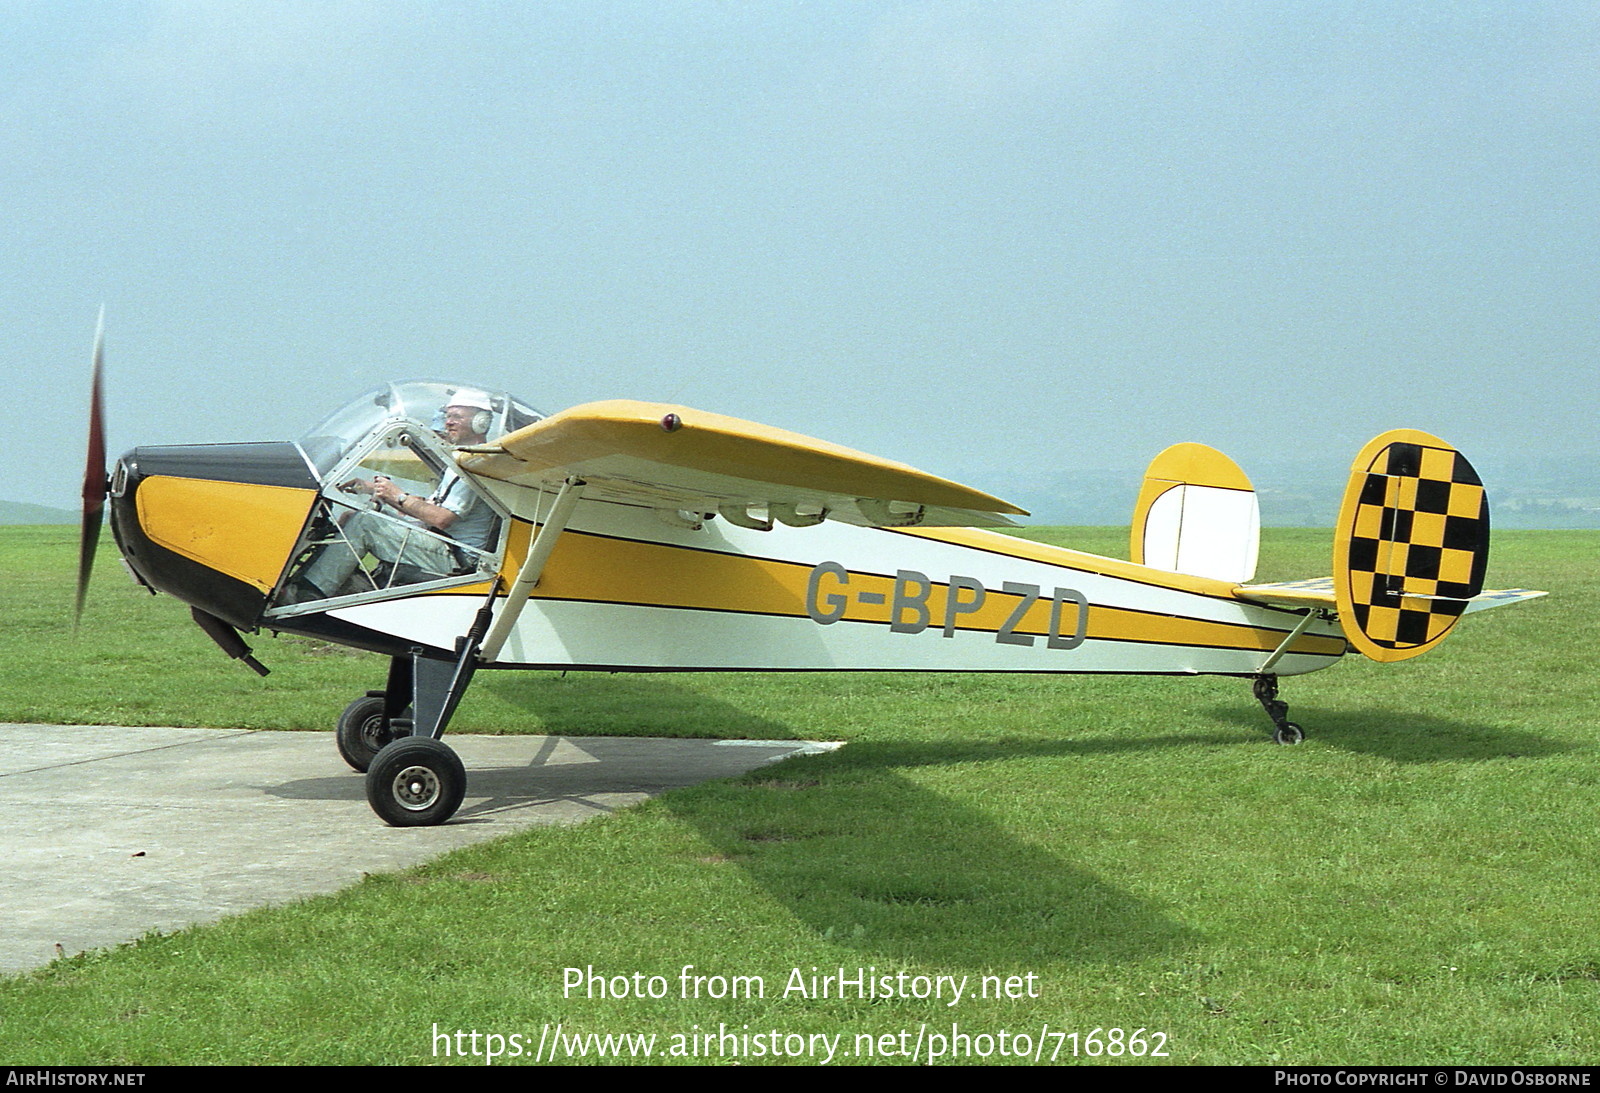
[0,525,1595,1065]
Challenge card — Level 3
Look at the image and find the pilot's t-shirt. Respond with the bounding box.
[434,475,495,550]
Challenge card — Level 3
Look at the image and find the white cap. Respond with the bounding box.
[446,389,494,412]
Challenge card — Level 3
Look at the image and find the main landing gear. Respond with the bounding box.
[343,641,483,827]
[337,693,460,825]
[1252,674,1305,745]
[346,503,573,825]
[344,583,504,825]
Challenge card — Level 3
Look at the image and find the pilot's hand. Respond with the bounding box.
[338,477,377,496]
[368,476,405,506]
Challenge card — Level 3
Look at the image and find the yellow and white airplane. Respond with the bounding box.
[84,373,1543,826]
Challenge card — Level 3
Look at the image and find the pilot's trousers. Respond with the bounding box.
[299,511,457,597]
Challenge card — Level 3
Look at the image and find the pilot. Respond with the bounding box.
[285,391,499,603]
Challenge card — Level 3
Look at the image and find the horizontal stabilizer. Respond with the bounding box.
[1236,577,1544,616]
[1233,430,1546,653]
[1233,577,1338,610]
[1460,587,1547,615]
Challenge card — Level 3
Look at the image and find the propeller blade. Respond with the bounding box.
[75,310,107,627]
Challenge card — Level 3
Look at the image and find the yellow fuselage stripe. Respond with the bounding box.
[456,523,1344,657]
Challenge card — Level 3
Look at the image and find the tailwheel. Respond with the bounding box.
[366,737,466,827]
[335,694,400,772]
[1253,674,1307,744]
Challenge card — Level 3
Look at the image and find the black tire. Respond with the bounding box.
[365,737,466,827]
[336,696,397,773]
[1274,722,1305,746]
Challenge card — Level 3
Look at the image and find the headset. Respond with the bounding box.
[439,391,497,439]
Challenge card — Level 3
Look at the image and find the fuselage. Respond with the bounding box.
[308,485,1347,677]
[106,380,1346,678]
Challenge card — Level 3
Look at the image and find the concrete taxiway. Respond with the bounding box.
[1,723,833,975]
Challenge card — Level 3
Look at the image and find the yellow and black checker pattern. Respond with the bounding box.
[1337,434,1489,661]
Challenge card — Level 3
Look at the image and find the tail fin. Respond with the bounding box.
[1131,442,1260,582]
[1333,429,1490,662]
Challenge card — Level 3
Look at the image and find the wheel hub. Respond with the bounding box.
[392,764,442,811]
[362,715,390,749]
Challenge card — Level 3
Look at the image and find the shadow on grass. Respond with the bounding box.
[1206,703,1566,762]
[672,757,1198,969]
[475,673,796,739]
[476,675,1199,968]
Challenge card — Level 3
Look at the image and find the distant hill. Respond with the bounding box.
[0,500,75,525]
[1010,456,1600,530]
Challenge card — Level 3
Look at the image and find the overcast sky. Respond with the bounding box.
[6,1,1596,516]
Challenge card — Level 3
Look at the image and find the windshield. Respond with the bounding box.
[299,380,545,474]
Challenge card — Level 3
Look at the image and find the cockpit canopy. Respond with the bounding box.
[299,380,545,475]
[266,380,543,620]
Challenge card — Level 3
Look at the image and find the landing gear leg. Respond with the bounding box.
[361,650,467,826]
[1253,674,1304,745]
[360,584,503,826]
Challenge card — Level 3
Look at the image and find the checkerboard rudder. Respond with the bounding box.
[1332,429,1490,663]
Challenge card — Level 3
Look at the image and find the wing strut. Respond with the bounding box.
[479,476,587,662]
[1257,610,1320,675]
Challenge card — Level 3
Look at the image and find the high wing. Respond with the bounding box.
[453,399,1028,529]
[1235,577,1546,616]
